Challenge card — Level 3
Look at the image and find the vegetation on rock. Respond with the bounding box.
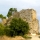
[7,8,17,18]
[0,14,6,19]
[0,8,30,38]
[0,23,5,36]
[5,18,29,37]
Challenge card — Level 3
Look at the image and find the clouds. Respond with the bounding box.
[0,0,40,21]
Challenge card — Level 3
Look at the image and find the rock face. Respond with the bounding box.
[6,9,39,34]
[19,9,39,34]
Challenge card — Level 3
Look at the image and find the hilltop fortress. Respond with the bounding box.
[2,9,39,34]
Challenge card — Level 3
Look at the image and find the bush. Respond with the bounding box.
[0,23,5,36]
[23,35,32,39]
[5,18,29,37]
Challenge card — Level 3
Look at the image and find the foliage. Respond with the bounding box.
[0,14,3,18]
[0,23,5,36]
[4,26,11,36]
[7,8,17,18]
[7,12,12,18]
[3,16,6,19]
[13,8,17,12]
[0,14,6,19]
[23,34,32,39]
[5,18,29,37]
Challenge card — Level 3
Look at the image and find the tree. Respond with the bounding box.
[3,16,6,19]
[13,8,17,12]
[6,18,29,37]
[0,14,6,19]
[7,8,17,18]
[0,14,3,18]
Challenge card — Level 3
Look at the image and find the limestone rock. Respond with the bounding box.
[5,9,39,34]
[19,9,39,34]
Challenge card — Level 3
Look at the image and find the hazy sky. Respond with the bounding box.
[0,0,40,21]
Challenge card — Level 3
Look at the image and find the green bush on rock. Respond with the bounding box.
[5,18,29,37]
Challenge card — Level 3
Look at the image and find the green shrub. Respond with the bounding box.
[0,23,5,36]
[5,18,29,37]
[4,26,10,36]
[23,34,32,39]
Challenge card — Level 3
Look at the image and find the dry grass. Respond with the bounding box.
[0,36,25,40]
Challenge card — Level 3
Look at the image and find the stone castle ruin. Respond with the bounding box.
[3,9,39,34]
[20,9,39,34]
[12,9,39,34]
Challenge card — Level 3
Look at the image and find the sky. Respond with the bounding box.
[0,0,40,21]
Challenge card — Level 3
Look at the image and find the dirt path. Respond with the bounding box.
[31,35,40,40]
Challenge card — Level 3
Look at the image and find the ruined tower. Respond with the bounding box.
[5,9,39,34]
[19,9,39,34]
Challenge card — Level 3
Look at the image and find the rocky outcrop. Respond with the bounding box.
[5,9,39,34]
[19,9,39,34]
